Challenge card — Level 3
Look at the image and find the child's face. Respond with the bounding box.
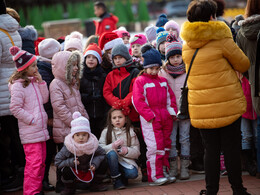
[122,36,130,44]
[159,41,166,55]
[111,110,126,128]
[72,60,79,76]
[146,66,160,76]
[85,54,98,70]
[105,49,112,62]
[26,61,38,77]
[113,55,127,67]
[67,48,77,52]
[168,28,178,37]
[73,132,89,144]
[169,54,182,66]
[131,44,141,57]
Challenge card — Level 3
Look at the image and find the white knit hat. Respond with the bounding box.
[70,112,91,136]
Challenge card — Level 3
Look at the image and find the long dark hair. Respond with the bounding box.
[105,108,132,147]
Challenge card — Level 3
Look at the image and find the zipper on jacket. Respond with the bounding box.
[32,81,47,140]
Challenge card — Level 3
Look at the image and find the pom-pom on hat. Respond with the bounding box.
[64,31,83,53]
[70,112,91,136]
[129,34,147,47]
[165,33,182,60]
[144,24,157,43]
[38,38,61,59]
[9,46,37,72]
[156,31,169,51]
[164,20,180,37]
[83,43,102,64]
[141,44,162,68]
[156,14,169,27]
[156,27,165,35]
[98,32,124,51]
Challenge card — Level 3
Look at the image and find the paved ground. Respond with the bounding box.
[3,165,260,195]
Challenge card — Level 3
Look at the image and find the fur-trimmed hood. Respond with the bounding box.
[181,21,232,49]
[18,25,38,41]
[238,14,260,40]
[52,50,83,84]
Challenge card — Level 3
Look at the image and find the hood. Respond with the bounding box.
[238,14,260,40]
[8,77,35,90]
[181,21,232,49]
[0,14,20,32]
[52,51,83,83]
[18,25,38,41]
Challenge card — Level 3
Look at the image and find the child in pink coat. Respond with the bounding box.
[132,44,177,186]
[9,46,49,195]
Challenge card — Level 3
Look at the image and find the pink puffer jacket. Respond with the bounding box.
[50,51,89,143]
[9,78,49,144]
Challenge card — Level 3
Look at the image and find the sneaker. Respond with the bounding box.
[113,177,126,190]
[220,170,228,176]
[42,180,55,191]
[149,177,168,186]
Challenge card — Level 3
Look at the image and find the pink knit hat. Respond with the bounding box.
[9,46,37,72]
[164,20,180,37]
[64,31,83,53]
[129,34,147,47]
[38,38,61,59]
[70,112,91,136]
[113,29,130,38]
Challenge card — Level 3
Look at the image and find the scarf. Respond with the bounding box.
[64,133,99,156]
[166,63,185,78]
[83,65,104,81]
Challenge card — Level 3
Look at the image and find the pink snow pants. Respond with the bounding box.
[140,109,173,182]
[23,141,46,195]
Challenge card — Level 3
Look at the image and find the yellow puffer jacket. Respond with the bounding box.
[180,21,250,129]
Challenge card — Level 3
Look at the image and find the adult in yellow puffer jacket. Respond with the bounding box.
[181,0,250,195]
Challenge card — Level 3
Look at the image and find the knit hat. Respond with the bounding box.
[0,0,6,15]
[98,32,124,51]
[129,34,147,47]
[141,44,162,68]
[164,20,180,37]
[113,29,130,38]
[83,43,102,64]
[70,112,91,136]
[9,46,37,72]
[165,34,182,60]
[156,27,165,34]
[144,24,157,43]
[156,14,169,27]
[156,31,169,50]
[64,31,83,53]
[38,38,61,59]
[112,43,132,61]
[232,14,244,32]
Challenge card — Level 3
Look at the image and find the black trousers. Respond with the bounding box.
[199,119,245,194]
[190,125,204,162]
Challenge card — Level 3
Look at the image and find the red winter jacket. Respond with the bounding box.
[94,13,118,36]
[103,62,140,122]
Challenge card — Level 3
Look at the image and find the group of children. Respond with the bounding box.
[7,13,257,195]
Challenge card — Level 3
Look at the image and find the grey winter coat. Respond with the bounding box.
[236,14,260,115]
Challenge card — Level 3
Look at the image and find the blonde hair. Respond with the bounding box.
[9,68,30,88]
[6,7,20,23]
[84,35,99,51]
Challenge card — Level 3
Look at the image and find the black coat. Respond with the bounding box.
[80,65,109,118]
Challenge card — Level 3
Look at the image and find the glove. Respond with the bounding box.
[112,139,124,150]
[118,146,128,155]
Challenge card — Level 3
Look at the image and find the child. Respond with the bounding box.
[132,44,178,186]
[158,33,191,180]
[64,31,83,53]
[37,38,61,191]
[164,20,182,43]
[129,33,147,67]
[98,32,124,74]
[144,24,157,44]
[156,14,169,27]
[156,31,169,61]
[50,50,89,191]
[113,28,131,49]
[99,108,140,189]
[9,46,50,195]
[80,43,108,139]
[55,111,108,194]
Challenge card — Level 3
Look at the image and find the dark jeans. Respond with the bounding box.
[106,150,138,179]
[61,158,108,183]
[0,115,25,180]
[200,119,245,194]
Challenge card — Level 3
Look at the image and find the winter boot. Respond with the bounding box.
[169,157,178,177]
[89,174,108,192]
[112,175,126,190]
[60,182,76,195]
[180,157,190,180]
[163,166,176,183]
[55,168,64,193]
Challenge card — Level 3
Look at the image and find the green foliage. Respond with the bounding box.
[18,9,26,27]
[126,0,135,23]
[86,1,95,18]
[138,0,150,22]
[114,0,128,25]
[27,6,43,30]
